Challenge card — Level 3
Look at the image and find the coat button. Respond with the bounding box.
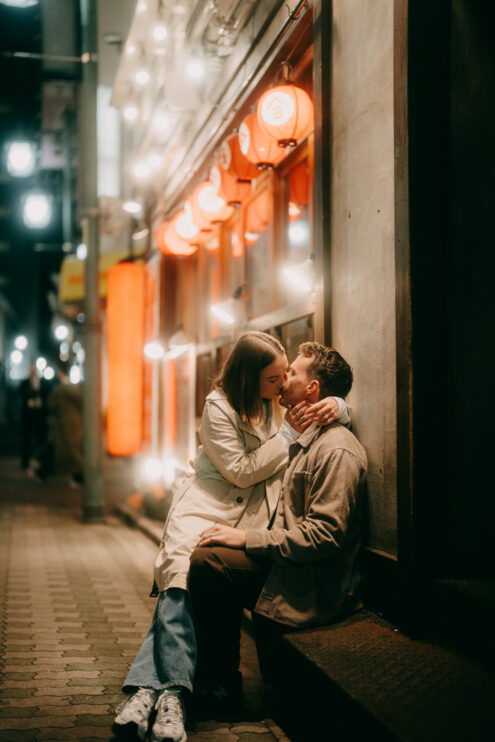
[236,497,243,504]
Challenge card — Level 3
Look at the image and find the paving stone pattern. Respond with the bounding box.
[0,477,289,741]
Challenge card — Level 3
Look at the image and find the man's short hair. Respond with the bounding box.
[299,342,353,399]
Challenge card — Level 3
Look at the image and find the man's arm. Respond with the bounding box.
[246,448,362,564]
[197,448,362,564]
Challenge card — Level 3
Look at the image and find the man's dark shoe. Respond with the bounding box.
[191,672,243,720]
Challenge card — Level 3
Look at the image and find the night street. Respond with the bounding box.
[0,457,289,741]
[1,0,494,739]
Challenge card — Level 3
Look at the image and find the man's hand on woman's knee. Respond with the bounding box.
[197,523,246,549]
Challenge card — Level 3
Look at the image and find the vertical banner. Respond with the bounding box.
[106,262,145,455]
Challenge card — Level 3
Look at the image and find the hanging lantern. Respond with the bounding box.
[257,84,313,147]
[189,180,234,228]
[183,202,212,247]
[106,261,145,456]
[238,112,286,170]
[210,164,250,207]
[220,134,258,182]
[155,219,197,257]
[174,208,199,243]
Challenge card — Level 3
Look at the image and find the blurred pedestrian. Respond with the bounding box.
[31,366,83,486]
[19,362,48,470]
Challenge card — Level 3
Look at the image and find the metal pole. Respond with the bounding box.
[80,0,103,522]
[62,109,73,249]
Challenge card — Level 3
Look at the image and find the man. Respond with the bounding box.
[188,342,367,701]
[20,362,48,470]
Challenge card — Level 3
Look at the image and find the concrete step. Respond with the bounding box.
[278,610,495,741]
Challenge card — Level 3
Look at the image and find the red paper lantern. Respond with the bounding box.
[238,112,286,170]
[155,219,198,257]
[210,164,250,207]
[188,180,234,228]
[257,84,313,147]
[106,261,145,456]
[174,208,199,243]
[220,134,258,182]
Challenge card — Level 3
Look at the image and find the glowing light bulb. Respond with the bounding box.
[14,335,28,350]
[23,193,52,228]
[76,243,87,260]
[6,141,35,177]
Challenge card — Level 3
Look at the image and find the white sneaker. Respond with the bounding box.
[150,689,187,742]
[113,687,158,740]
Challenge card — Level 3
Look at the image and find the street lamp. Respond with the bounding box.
[76,243,87,260]
[36,357,47,373]
[0,1,39,7]
[23,192,52,229]
[54,323,69,341]
[14,335,28,350]
[6,141,36,177]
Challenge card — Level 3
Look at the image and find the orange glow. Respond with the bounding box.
[142,258,159,451]
[220,134,258,182]
[188,180,234,229]
[238,112,286,170]
[257,84,313,147]
[210,164,250,206]
[155,219,198,257]
[106,262,145,456]
[289,160,310,206]
[174,208,199,242]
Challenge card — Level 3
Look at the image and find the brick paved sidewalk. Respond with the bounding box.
[0,499,290,741]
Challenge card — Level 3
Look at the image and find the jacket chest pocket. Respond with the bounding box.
[288,471,307,517]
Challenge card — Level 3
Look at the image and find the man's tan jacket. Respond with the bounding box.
[245,421,367,628]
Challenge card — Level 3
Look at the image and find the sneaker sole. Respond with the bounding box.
[150,733,187,742]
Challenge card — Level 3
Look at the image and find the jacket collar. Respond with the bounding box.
[206,387,275,440]
[295,421,321,450]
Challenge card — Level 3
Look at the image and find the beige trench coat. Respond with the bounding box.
[154,388,287,591]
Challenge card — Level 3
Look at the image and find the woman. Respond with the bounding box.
[113,331,347,742]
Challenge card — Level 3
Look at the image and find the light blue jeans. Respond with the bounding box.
[123,588,197,694]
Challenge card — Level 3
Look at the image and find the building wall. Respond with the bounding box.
[330,0,397,554]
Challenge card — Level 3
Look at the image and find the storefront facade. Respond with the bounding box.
[107,0,402,614]
[104,0,495,651]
